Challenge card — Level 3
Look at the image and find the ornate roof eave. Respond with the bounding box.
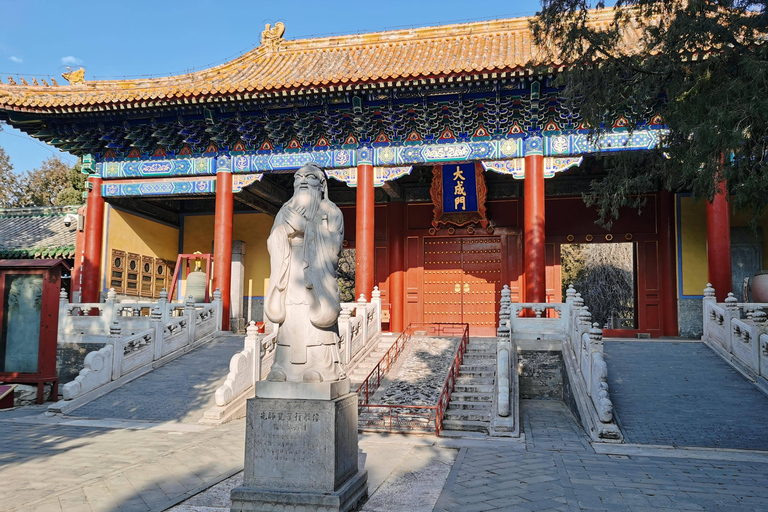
[0,66,562,117]
[0,10,631,116]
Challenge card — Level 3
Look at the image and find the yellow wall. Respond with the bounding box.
[181,212,273,297]
[101,205,180,291]
[678,196,708,296]
[678,195,768,296]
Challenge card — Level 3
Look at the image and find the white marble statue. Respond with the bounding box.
[264,163,345,382]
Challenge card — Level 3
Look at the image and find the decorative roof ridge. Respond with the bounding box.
[0,205,80,218]
[0,9,618,93]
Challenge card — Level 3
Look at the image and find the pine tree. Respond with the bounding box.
[532,0,768,225]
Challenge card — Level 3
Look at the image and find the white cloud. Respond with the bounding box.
[8,56,22,63]
[61,56,83,66]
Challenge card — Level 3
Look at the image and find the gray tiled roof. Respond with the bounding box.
[0,206,80,259]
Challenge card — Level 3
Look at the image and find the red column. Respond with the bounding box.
[524,154,546,303]
[388,201,405,332]
[659,191,679,335]
[356,163,375,301]
[213,170,233,331]
[82,176,105,304]
[706,173,731,302]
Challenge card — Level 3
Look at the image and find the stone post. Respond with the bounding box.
[109,322,122,380]
[497,285,511,337]
[339,307,352,365]
[212,288,223,332]
[158,288,169,323]
[59,289,69,331]
[151,305,164,360]
[371,286,382,334]
[103,288,118,333]
[230,240,246,333]
[244,321,262,384]
[185,295,197,345]
[356,294,368,347]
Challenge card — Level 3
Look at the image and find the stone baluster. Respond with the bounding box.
[497,285,511,337]
[371,287,381,330]
[212,288,223,331]
[159,288,170,323]
[103,288,118,333]
[338,307,352,365]
[356,294,368,346]
[703,283,716,303]
[59,289,70,328]
[185,295,197,345]
[245,321,263,383]
[151,305,164,360]
[565,284,576,304]
[109,322,123,380]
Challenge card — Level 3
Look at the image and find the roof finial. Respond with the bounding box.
[61,67,85,86]
[261,22,285,52]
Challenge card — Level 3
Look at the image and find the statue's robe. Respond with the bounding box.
[264,199,344,381]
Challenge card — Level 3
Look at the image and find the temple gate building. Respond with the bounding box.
[0,13,758,338]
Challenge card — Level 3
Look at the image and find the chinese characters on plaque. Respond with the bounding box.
[430,163,489,229]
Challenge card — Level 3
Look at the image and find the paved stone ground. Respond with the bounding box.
[73,335,244,424]
[603,340,768,449]
[370,336,460,405]
[434,400,768,512]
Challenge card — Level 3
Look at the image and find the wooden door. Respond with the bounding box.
[462,237,502,336]
[423,238,463,325]
[423,236,502,336]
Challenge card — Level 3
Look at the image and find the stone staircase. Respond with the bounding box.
[348,336,397,390]
[442,338,497,434]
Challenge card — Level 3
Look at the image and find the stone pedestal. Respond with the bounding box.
[230,386,367,512]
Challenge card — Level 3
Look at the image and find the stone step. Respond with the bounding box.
[447,400,492,411]
[454,384,494,393]
[460,363,495,371]
[444,409,490,422]
[450,392,492,402]
[441,419,490,433]
[458,369,495,378]
[456,375,494,384]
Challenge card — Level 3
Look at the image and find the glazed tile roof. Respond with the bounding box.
[0,206,79,259]
[0,10,623,114]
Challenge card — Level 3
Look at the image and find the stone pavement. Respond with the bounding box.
[4,337,768,511]
[603,340,768,449]
[433,400,768,512]
[73,334,245,424]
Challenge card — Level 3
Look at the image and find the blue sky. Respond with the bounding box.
[0,0,542,173]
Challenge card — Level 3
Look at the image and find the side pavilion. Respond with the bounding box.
[0,12,745,337]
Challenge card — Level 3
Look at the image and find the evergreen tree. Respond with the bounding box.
[532,0,768,226]
[0,146,23,208]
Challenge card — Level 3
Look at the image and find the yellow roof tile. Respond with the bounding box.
[0,11,621,113]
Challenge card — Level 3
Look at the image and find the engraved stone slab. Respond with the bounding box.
[231,393,367,512]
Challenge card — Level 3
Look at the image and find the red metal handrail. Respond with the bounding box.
[356,322,469,435]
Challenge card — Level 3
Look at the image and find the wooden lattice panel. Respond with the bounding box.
[153,258,167,298]
[125,253,140,296]
[109,249,126,294]
[140,256,154,298]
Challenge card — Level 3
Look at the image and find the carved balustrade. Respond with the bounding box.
[58,288,223,404]
[702,284,768,380]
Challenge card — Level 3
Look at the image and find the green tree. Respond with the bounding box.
[12,156,86,207]
[0,146,23,208]
[532,0,768,226]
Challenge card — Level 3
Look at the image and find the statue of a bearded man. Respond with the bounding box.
[264,163,345,383]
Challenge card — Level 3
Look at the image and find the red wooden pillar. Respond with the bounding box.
[71,205,87,300]
[82,176,104,304]
[524,154,546,303]
[659,191,679,335]
[355,163,375,301]
[388,201,405,332]
[706,172,731,302]
[213,169,233,331]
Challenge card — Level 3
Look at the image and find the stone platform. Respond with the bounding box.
[230,392,367,512]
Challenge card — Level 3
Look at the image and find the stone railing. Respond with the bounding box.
[499,284,622,441]
[54,290,223,409]
[339,287,382,367]
[202,289,383,425]
[702,284,768,391]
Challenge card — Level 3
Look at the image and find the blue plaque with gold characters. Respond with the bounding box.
[442,163,479,213]
[430,163,489,229]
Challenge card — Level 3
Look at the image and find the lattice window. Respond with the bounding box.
[153,258,166,298]
[110,249,126,294]
[125,253,140,296]
[140,256,154,298]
